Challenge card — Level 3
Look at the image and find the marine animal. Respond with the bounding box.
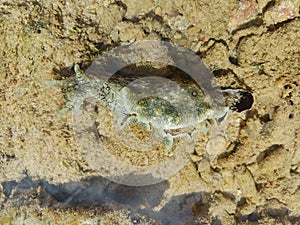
[51,64,253,154]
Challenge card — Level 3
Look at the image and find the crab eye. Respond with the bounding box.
[101,84,110,95]
[191,91,198,97]
[138,99,148,107]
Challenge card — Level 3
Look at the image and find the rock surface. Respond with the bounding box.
[0,0,299,224]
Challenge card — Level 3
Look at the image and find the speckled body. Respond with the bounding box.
[55,64,251,153]
[114,77,215,131]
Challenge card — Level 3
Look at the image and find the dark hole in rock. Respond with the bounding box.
[223,90,254,113]
[248,211,262,222]
[230,91,254,112]
[266,207,288,218]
